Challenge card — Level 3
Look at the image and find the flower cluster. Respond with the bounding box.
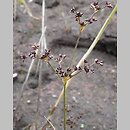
[90,1,113,11]
[54,54,66,64]
[20,44,103,81]
[20,43,53,62]
[70,1,113,32]
[20,43,39,62]
[40,49,53,61]
[54,58,104,80]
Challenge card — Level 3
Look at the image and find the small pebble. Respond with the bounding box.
[52,94,57,98]
[93,126,96,129]
[39,98,42,102]
[80,124,85,129]
[77,92,81,95]
[112,101,115,105]
[72,96,78,103]
[13,73,18,78]
[103,99,107,102]
[27,100,31,104]
[103,124,106,129]
[86,100,90,104]
[13,107,16,111]
[111,69,116,73]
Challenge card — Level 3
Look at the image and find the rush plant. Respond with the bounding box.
[14,1,117,130]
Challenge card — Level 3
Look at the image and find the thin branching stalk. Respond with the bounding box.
[41,0,47,50]
[35,0,47,128]
[41,5,117,129]
[35,60,42,129]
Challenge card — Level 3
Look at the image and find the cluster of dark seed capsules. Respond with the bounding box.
[55,58,103,79]
[90,1,113,11]
[21,44,104,79]
[20,44,53,62]
[70,1,113,31]
[20,44,39,62]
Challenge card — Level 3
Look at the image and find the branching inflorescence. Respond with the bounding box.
[70,1,113,32]
[21,44,104,81]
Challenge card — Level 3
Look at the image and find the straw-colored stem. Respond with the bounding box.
[18,0,40,20]
[35,0,46,128]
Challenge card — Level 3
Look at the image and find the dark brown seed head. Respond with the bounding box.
[74,66,78,71]
[84,59,88,63]
[75,11,83,17]
[67,68,71,72]
[62,55,66,59]
[94,58,99,63]
[78,66,82,70]
[85,18,93,24]
[57,66,62,70]
[95,5,101,10]
[31,44,39,50]
[90,2,100,11]
[106,2,113,8]
[99,61,104,66]
[99,62,103,66]
[49,55,53,59]
[84,66,89,73]
[80,22,85,26]
[40,54,45,59]
[92,17,97,21]
[20,54,27,62]
[93,2,99,6]
[70,7,76,13]
[59,54,62,58]
[90,69,94,73]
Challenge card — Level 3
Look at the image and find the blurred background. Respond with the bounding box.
[13,0,117,130]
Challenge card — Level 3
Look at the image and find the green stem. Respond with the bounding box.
[63,80,67,130]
